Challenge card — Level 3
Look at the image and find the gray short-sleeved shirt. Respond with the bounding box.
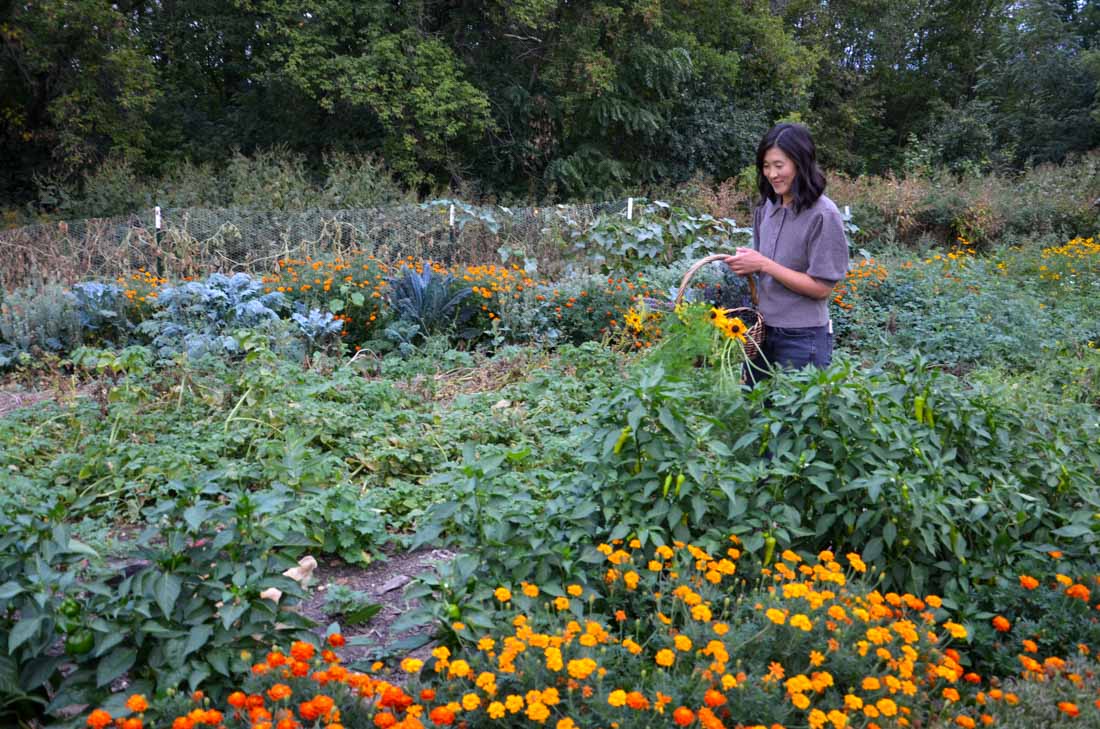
[752,194,850,328]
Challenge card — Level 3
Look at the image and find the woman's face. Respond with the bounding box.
[762,146,797,202]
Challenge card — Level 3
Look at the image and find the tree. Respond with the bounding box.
[0,0,158,202]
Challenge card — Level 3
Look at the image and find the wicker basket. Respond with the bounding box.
[672,254,765,361]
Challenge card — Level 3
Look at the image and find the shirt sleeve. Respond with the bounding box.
[751,205,762,251]
[805,208,850,284]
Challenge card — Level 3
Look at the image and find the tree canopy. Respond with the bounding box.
[2,0,1097,204]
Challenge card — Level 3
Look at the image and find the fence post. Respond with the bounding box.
[154,206,163,276]
[448,203,456,251]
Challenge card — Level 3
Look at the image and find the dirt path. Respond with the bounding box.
[295,547,455,665]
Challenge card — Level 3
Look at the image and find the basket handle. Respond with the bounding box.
[674,254,759,307]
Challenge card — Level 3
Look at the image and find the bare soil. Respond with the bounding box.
[295,547,455,665]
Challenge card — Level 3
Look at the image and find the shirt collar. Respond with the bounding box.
[765,197,787,218]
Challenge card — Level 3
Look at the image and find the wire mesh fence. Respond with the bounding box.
[0,201,627,291]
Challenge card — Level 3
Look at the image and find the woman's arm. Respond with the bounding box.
[724,248,835,300]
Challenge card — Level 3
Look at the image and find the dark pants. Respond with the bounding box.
[745,324,832,385]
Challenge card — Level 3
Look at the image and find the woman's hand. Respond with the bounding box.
[724,248,771,276]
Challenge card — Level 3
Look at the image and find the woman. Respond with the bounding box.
[724,123,849,382]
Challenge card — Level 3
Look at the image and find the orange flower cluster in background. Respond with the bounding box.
[114,267,167,308]
[832,258,888,311]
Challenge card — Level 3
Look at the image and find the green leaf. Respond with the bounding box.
[154,572,182,619]
[1053,523,1095,539]
[8,615,44,653]
[0,581,23,599]
[96,648,137,687]
[184,624,213,658]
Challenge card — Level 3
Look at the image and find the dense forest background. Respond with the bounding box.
[2,0,1098,209]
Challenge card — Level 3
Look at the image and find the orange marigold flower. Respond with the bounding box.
[87,710,113,729]
[955,717,976,729]
[267,684,293,702]
[704,690,726,707]
[1066,583,1091,602]
[656,649,675,667]
[1058,702,1080,717]
[120,719,142,729]
[126,695,149,713]
[374,712,397,728]
[228,692,248,709]
[429,706,455,726]
[328,633,346,647]
[673,706,695,726]
[1019,575,1039,590]
[1022,639,1039,653]
[991,616,1010,632]
[290,641,315,662]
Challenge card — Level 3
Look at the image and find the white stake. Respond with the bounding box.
[154,206,162,230]
[627,197,633,220]
[449,204,456,228]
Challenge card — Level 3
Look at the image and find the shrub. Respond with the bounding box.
[0,284,82,358]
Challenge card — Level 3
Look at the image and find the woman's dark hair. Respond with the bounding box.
[756,123,826,213]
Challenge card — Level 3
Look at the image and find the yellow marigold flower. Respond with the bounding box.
[876,698,898,717]
[526,701,550,723]
[597,544,613,555]
[647,560,663,572]
[943,622,968,640]
[655,545,675,560]
[827,709,848,728]
[556,719,576,729]
[522,583,540,598]
[790,693,811,710]
[488,702,506,719]
[655,649,675,667]
[505,695,524,713]
[449,659,471,678]
[782,549,801,563]
[721,673,738,690]
[623,571,640,590]
[554,596,571,611]
[766,608,787,625]
[713,622,730,636]
[478,637,495,652]
[673,635,692,651]
[811,671,834,692]
[494,587,512,602]
[567,584,583,597]
[462,693,481,711]
[808,708,828,729]
[608,690,628,707]
[622,638,643,655]
[789,614,813,632]
[844,694,864,710]
[846,553,866,572]
[809,650,825,667]
[862,677,881,691]
[568,658,597,679]
[401,657,424,673]
[432,646,450,662]
[691,604,712,622]
[925,595,943,608]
